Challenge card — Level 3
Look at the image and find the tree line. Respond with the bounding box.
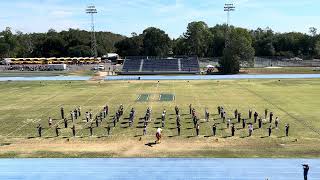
[1,21,320,73]
[115,22,320,59]
[0,28,125,59]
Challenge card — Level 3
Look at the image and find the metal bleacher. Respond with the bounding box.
[121,57,200,75]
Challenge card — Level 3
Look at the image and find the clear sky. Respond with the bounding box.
[0,0,319,38]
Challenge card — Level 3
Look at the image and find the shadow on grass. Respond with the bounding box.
[222,135,232,138]
[27,136,36,139]
[145,142,157,147]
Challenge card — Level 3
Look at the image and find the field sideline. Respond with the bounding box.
[0,79,320,158]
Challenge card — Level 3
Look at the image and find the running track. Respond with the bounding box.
[0,158,319,180]
[1,74,320,81]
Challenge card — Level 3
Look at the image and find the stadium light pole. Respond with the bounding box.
[86,5,98,58]
[224,3,235,48]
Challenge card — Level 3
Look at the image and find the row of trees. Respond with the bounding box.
[0,28,125,59]
[115,22,320,59]
[1,22,320,73]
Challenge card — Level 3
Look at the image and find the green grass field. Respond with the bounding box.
[0,79,320,158]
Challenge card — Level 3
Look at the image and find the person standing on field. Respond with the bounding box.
[303,164,309,180]
[248,124,253,137]
[234,109,238,119]
[231,124,235,137]
[238,113,241,123]
[70,111,74,122]
[242,119,246,129]
[143,124,147,136]
[189,104,192,114]
[60,107,64,119]
[37,124,42,137]
[55,125,60,137]
[212,124,217,136]
[249,109,252,119]
[86,112,89,122]
[177,124,181,136]
[265,109,268,119]
[269,112,274,123]
[48,117,53,127]
[71,125,76,137]
[78,106,81,117]
[285,124,290,137]
[106,124,111,136]
[258,118,262,129]
[275,117,279,129]
[74,109,78,120]
[64,118,68,128]
[221,111,226,123]
[196,124,200,136]
[254,112,258,123]
[89,123,93,136]
[268,125,272,137]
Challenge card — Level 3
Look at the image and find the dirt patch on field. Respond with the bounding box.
[1,137,319,158]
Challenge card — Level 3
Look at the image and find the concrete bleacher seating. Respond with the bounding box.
[143,59,179,72]
[121,57,200,75]
[122,59,142,72]
[181,58,200,72]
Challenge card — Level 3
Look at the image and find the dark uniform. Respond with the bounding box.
[55,125,60,137]
[269,112,274,123]
[113,117,116,127]
[258,118,262,129]
[238,113,241,123]
[268,125,272,136]
[275,118,279,128]
[212,124,217,136]
[265,109,268,119]
[71,125,76,137]
[89,124,93,136]
[176,115,181,127]
[74,109,78,119]
[37,124,42,137]
[60,107,64,119]
[285,124,290,137]
[89,111,92,120]
[249,109,252,119]
[231,125,235,136]
[95,117,99,127]
[105,105,109,115]
[64,118,68,128]
[175,106,179,115]
[234,109,238,119]
[303,164,309,180]
[189,104,192,114]
[100,112,103,121]
[196,124,200,136]
[242,119,246,129]
[254,112,258,123]
[177,124,181,136]
[85,112,89,122]
[106,125,111,136]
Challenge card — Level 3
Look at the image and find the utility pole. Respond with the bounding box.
[86,5,98,58]
[224,3,235,48]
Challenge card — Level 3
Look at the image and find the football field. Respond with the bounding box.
[0,79,319,157]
